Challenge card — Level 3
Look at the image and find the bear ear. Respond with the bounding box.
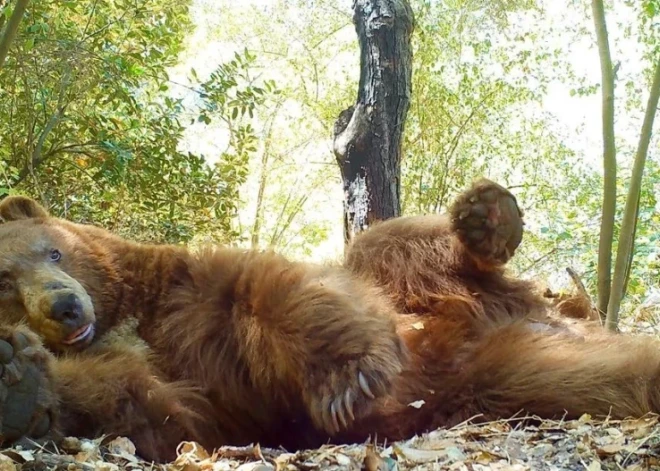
[0,196,50,222]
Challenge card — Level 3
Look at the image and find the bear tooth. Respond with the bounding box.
[65,324,91,344]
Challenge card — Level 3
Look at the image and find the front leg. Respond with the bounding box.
[52,347,209,462]
[0,326,207,463]
[230,251,408,435]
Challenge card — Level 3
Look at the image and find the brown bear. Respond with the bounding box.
[0,179,659,463]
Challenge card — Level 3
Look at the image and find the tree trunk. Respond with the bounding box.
[591,0,617,319]
[251,144,270,249]
[605,57,660,330]
[333,0,414,245]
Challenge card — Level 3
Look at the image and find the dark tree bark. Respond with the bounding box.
[333,0,414,245]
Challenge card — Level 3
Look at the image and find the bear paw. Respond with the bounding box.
[450,178,524,266]
[305,345,404,435]
[0,327,57,445]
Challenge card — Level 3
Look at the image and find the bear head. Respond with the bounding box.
[0,195,102,352]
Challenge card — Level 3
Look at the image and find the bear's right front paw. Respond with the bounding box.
[304,334,406,435]
[0,328,57,445]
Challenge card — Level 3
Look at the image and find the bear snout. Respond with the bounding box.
[43,281,68,291]
[49,292,85,326]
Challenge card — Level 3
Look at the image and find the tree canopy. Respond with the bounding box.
[2,0,660,315]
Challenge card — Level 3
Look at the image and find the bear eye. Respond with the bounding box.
[48,249,62,262]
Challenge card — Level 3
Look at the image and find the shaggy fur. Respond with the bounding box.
[0,179,657,463]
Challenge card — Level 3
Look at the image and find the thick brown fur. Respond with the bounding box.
[0,181,658,463]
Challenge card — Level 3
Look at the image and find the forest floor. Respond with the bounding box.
[2,315,660,471]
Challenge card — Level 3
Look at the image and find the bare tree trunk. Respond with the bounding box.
[251,145,270,249]
[0,0,30,69]
[251,103,284,248]
[333,0,414,245]
[605,58,660,330]
[591,0,617,319]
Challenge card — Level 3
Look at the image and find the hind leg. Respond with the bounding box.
[345,179,528,313]
[349,323,660,444]
[449,178,524,270]
[346,178,524,277]
[457,324,660,421]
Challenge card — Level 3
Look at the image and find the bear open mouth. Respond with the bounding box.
[63,324,94,345]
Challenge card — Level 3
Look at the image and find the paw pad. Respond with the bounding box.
[0,331,54,443]
[450,179,524,265]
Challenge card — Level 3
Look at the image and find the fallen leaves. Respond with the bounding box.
[169,443,277,471]
[156,415,659,471]
[0,414,659,470]
[364,444,394,471]
[407,400,425,409]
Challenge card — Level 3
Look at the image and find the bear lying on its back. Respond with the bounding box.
[0,194,406,460]
[0,179,660,463]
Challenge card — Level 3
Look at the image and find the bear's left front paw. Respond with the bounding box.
[304,337,406,435]
[0,327,58,445]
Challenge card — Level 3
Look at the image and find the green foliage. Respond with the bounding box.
[401,0,572,214]
[188,0,354,258]
[397,0,660,318]
[0,0,270,244]
[1,0,659,318]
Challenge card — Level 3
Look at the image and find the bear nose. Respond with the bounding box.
[50,293,84,325]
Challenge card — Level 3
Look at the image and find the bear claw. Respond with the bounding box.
[310,359,400,435]
[328,372,372,432]
[358,371,375,399]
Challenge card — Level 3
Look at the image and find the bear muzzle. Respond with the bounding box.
[50,292,84,324]
[47,293,96,346]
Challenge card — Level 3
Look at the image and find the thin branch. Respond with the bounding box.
[48,141,97,155]
[80,0,99,39]
[270,193,310,248]
[0,0,29,68]
[431,88,497,212]
[80,3,133,43]
[566,267,590,300]
[520,247,559,274]
[14,67,72,186]
[251,101,283,248]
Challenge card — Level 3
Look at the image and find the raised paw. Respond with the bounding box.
[0,327,57,446]
[304,341,405,436]
[450,178,524,266]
